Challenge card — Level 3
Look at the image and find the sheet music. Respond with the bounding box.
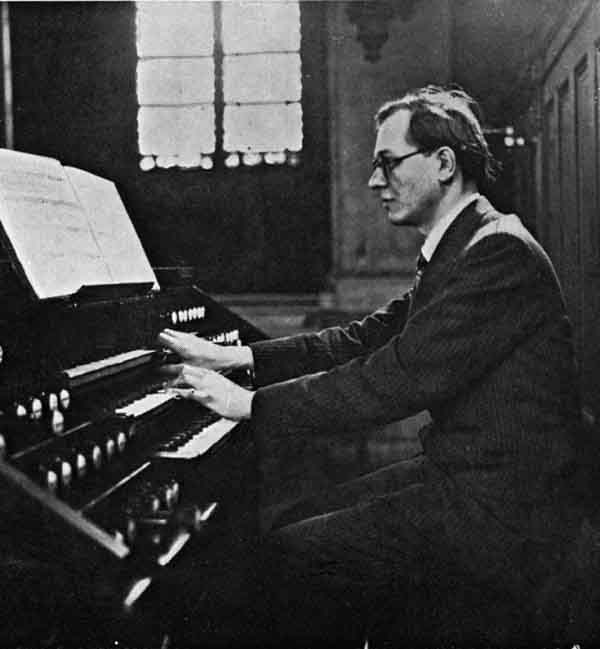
[0,149,159,298]
[0,149,113,298]
[64,166,159,290]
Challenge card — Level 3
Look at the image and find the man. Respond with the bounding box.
[159,85,584,647]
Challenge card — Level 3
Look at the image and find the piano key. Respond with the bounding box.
[115,390,177,419]
[154,417,238,459]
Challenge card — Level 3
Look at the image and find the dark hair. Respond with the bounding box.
[375,85,501,189]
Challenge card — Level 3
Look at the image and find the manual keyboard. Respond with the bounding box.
[115,390,177,419]
[154,412,238,459]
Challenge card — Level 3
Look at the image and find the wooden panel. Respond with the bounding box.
[574,55,596,270]
[557,82,572,296]
[557,80,585,367]
[539,0,600,416]
[573,55,596,394]
[542,98,559,264]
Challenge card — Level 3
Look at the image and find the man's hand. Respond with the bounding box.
[163,363,254,420]
[158,328,253,372]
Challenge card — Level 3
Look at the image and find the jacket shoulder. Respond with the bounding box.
[464,206,558,282]
[467,208,534,248]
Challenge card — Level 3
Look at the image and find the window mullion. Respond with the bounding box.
[213,1,225,168]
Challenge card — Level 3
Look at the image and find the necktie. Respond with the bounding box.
[408,252,427,314]
[413,252,428,293]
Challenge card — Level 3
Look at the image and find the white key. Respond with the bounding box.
[115,391,177,418]
[155,418,237,459]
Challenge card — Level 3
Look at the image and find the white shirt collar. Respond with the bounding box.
[420,192,480,262]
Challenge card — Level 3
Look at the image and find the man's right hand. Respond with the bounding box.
[158,328,254,372]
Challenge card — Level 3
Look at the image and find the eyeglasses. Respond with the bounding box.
[371,149,426,181]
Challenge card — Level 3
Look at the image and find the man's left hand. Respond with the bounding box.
[163,363,254,421]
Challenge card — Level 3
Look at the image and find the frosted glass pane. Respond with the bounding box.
[222,1,300,54]
[137,2,213,57]
[224,53,301,103]
[224,103,302,152]
[138,105,215,155]
[137,58,214,105]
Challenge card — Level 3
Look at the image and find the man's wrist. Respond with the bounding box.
[240,389,255,420]
[223,345,254,372]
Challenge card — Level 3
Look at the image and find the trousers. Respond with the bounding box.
[163,454,485,648]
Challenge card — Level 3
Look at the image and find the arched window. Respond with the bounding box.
[136,1,302,171]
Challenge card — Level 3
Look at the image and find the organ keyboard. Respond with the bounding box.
[0,150,270,646]
[155,414,238,459]
[0,280,265,646]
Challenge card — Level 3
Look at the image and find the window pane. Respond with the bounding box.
[222,1,300,54]
[224,103,302,152]
[137,2,214,57]
[224,53,301,103]
[135,1,303,168]
[137,58,214,105]
[138,105,216,156]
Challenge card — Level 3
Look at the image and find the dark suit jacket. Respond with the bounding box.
[249,196,582,578]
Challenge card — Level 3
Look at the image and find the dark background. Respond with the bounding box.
[9,1,331,293]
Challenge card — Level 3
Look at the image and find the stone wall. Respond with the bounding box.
[327,0,452,310]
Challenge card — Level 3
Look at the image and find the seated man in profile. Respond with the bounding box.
[159,85,586,647]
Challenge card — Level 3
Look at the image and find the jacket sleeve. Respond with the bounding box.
[251,233,562,434]
[249,292,411,386]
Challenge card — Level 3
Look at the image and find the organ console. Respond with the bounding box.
[0,150,266,646]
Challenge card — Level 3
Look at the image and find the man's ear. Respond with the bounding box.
[437,146,456,184]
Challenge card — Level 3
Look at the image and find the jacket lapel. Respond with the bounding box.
[410,196,494,313]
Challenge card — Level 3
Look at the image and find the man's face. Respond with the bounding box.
[368,109,441,231]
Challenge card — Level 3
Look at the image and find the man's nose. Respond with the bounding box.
[368,165,386,189]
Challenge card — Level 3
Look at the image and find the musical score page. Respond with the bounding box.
[64,166,159,290]
[0,149,159,298]
[0,149,113,298]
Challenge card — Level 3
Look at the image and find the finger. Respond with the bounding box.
[158,334,177,351]
[175,365,210,386]
[160,329,190,344]
[169,387,212,405]
[183,365,209,378]
[168,387,196,400]
[162,328,184,336]
[158,349,180,365]
[164,370,190,389]
[159,363,184,377]
[165,369,192,389]
[166,329,194,344]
